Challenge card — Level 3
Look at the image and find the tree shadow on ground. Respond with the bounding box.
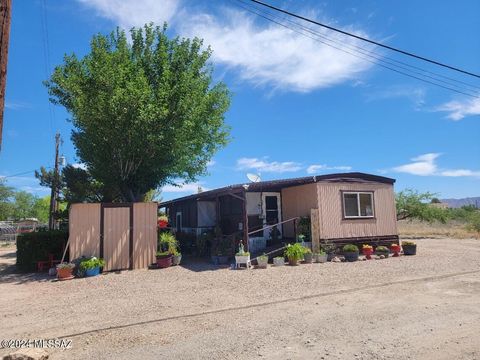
[0,250,52,285]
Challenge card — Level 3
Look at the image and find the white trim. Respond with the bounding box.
[261,192,282,238]
[343,191,375,218]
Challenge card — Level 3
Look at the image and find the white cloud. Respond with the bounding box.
[206,160,216,167]
[307,164,352,174]
[237,157,301,173]
[392,153,480,178]
[434,98,480,121]
[162,182,208,194]
[78,1,374,92]
[78,0,180,28]
[5,101,30,110]
[365,85,426,109]
[392,153,440,176]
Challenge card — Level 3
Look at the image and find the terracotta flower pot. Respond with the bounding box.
[57,267,74,281]
[288,257,299,266]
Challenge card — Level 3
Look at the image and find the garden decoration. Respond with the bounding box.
[402,241,417,255]
[56,262,75,281]
[362,244,373,260]
[235,243,250,269]
[390,243,401,257]
[343,244,359,262]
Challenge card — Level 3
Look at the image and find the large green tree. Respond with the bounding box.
[0,180,14,220]
[45,24,231,202]
[396,189,448,223]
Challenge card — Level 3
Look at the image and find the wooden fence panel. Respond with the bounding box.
[133,202,157,269]
[69,203,101,260]
[311,208,320,252]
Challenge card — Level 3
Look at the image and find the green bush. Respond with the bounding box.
[342,244,359,253]
[285,243,305,261]
[79,257,105,270]
[16,230,68,272]
[375,246,389,253]
[158,232,178,252]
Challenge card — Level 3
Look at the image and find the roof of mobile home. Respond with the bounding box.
[160,172,395,207]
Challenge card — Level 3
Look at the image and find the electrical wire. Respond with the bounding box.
[231,0,480,98]
[249,0,480,79]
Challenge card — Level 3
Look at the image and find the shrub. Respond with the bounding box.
[158,232,177,252]
[342,244,359,253]
[16,230,68,272]
[375,246,389,253]
[285,243,305,261]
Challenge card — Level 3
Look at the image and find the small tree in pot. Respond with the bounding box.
[342,244,359,262]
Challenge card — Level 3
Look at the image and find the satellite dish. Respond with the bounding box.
[247,173,261,183]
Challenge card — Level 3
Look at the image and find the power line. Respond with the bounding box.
[232,0,480,98]
[0,167,52,179]
[238,0,480,93]
[249,0,480,79]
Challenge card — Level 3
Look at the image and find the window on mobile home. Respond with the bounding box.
[343,192,374,218]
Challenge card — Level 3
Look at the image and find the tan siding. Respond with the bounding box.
[69,203,101,260]
[281,183,318,238]
[133,202,157,269]
[316,182,398,239]
[103,207,130,271]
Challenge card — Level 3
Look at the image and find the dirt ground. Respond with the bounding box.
[1,238,479,360]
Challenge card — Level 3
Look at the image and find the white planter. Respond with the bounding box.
[256,257,268,268]
[314,253,328,263]
[235,255,250,269]
[273,257,285,266]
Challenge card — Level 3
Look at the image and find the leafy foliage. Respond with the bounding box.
[342,244,359,253]
[16,230,68,272]
[79,257,105,270]
[45,23,231,201]
[284,243,305,261]
[396,189,448,223]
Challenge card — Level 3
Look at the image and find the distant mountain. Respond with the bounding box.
[441,197,480,208]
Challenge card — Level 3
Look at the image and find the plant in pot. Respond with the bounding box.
[303,247,313,263]
[321,243,336,261]
[56,262,75,280]
[402,241,417,255]
[390,243,401,257]
[342,244,359,262]
[170,245,182,265]
[273,256,285,266]
[375,245,390,258]
[235,242,250,268]
[362,244,373,260]
[285,243,304,266]
[313,250,327,263]
[156,250,173,268]
[256,253,268,269]
[79,257,105,277]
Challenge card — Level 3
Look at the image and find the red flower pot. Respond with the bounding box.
[390,245,401,257]
[156,255,173,268]
[57,267,74,281]
[362,248,373,260]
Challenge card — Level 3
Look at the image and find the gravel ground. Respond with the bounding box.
[1,238,480,360]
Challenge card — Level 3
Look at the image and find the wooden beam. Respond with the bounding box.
[0,0,12,152]
[241,189,249,252]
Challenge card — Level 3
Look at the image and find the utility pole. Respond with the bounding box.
[0,0,12,152]
[48,133,61,230]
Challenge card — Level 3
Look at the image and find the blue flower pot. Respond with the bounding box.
[85,266,100,277]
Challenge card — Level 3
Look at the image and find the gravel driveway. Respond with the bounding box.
[1,238,479,360]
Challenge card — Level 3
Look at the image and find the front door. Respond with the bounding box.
[262,192,282,239]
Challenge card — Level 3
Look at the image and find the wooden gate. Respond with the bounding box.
[69,202,157,271]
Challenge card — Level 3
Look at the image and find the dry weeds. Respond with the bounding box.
[398,219,479,239]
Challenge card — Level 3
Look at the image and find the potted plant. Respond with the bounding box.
[156,251,173,268]
[273,256,285,266]
[313,250,328,263]
[342,244,359,262]
[56,262,75,280]
[285,243,304,266]
[362,244,373,260]
[321,243,336,261]
[79,257,105,277]
[235,243,250,268]
[303,247,313,263]
[390,243,401,257]
[402,241,417,255]
[171,246,182,265]
[256,254,268,269]
[375,246,390,258]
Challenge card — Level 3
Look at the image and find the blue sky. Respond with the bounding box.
[1,0,479,201]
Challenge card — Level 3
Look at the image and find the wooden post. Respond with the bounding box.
[0,0,12,151]
[293,218,297,242]
[311,208,320,253]
[242,189,249,252]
